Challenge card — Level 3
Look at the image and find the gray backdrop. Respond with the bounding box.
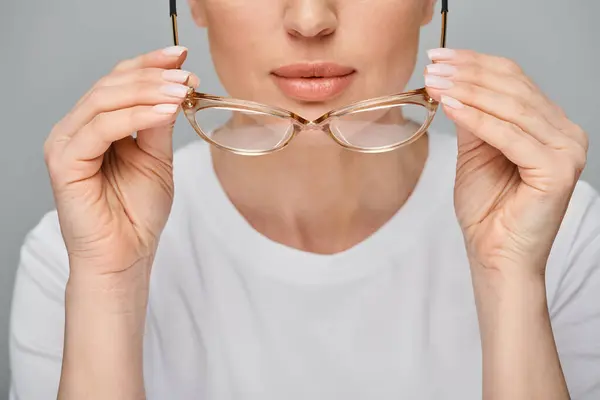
[1,0,599,397]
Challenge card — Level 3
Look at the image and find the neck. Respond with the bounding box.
[211,133,429,254]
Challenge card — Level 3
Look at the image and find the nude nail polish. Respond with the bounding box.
[441,95,464,109]
[425,75,454,89]
[160,84,189,98]
[162,45,187,57]
[426,63,457,77]
[162,69,192,83]
[427,48,456,61]
[153,104,179,114]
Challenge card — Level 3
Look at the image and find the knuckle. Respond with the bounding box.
[43,141,62,175]
[44,124,63,156]
[499,57,522,74]
[127,68,155,84]
[87,87,100,106]
[552,104,567,118]
[461,49,479,61]
[469,65,484,82]
[42,137,55,165]
[140,81,157,94]
[572,124,589,151]
[581,133,590,153]
[510,97,529,118]
[87,87,107,110]
[112,58,131,73]
[135,68,153,82]
[95,75,111,88]
[515,78,537,100]
[550,165,575,189]
[460,84,477,102]
[150,67,167,78]
[551,153,584,187]
[571,146,588,172]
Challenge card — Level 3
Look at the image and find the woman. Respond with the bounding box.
[9,0,600,399]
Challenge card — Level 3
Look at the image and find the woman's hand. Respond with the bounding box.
[424,48,588,275]
[424,48,587,400]
[45,46,199,400]
[45,46,199,276]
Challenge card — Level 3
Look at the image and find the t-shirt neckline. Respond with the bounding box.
[195,131,451,284]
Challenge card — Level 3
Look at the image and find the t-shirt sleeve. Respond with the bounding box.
[547,181,600,399]
[9,210,69,400]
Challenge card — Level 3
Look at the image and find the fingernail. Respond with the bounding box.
[162,69,192,83]
[441,95,464,109]
[426,63,457,77]
[160,84,190,98]
[427,48,456,61]
[153,104,179,114]
[425,75,454,89]
[162,45,187,57]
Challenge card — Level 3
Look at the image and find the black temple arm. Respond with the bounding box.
[170,0,177,16]
[441,0,448,13]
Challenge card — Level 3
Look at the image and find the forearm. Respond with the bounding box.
[472,268,569,400]
[58,262,151,400]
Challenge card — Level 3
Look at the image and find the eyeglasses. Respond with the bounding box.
[169,0,448,156]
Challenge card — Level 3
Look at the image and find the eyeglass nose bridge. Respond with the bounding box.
[290,108,337,128]
[304,120,326,130]
[291,117,332,134]
[291,118,355,151]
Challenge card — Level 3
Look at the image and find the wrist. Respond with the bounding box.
[66,260,152,320]
[68,253,153,287]
[468,253,547,283]
[469,262,568,399]
[469,259,548,322]
[472,269,548,333]
[60,259,150,399]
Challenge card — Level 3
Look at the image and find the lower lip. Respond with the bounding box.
[271,73,355,102]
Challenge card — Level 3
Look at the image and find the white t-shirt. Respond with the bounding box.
[9,131,600,399]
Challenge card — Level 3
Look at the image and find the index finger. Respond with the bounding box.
[68,46,190,118]
[112,45,189,73]
[427,48,526,77]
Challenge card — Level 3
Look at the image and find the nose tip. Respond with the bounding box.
[284,2,338,39]
[288,25,335,39]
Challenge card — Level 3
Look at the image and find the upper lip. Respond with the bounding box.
[272,62,356,78]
